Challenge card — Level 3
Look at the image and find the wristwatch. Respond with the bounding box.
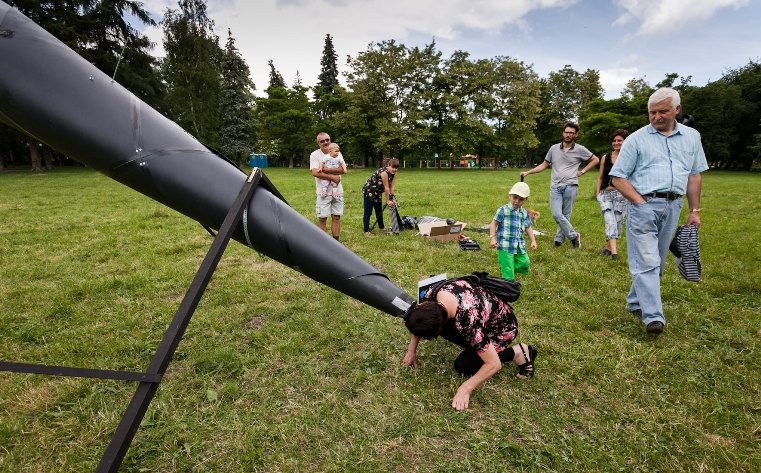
[690,208,701,213]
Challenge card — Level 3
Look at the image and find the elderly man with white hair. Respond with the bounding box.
[609,87,708,335]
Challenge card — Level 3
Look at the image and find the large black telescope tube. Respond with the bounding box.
[0,2,414,316]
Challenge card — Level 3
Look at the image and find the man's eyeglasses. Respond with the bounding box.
[319,138,331,144]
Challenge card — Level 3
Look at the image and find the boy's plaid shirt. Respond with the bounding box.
[493,204,532,254]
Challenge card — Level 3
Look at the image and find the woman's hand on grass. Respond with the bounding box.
[402,351,417,367]
[452,386,472,410]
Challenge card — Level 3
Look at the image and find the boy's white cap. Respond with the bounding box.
[509,182,530,198]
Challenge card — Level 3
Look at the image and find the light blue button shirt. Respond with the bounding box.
[609,122,708,195]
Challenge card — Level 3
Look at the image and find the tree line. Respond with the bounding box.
[2,0,760,171]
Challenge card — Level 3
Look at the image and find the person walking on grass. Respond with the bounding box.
[609,88,708,335]
[595,129,630,261]
[489,181,537,281]
[310,132,346,241]
[520,122,599,249]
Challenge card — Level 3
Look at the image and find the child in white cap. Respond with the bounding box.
[489,182,537,280]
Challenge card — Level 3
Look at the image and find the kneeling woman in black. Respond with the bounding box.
[402,279,537,411]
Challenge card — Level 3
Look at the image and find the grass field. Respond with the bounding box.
[1,166,760,472]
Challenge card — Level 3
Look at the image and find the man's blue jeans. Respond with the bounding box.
[549,184,579,243]
[625,197,683,326]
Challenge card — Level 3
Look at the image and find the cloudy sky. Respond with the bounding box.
[138,0,759,98]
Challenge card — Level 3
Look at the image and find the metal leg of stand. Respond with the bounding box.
[369,204,388,231]
[96,169,263,473]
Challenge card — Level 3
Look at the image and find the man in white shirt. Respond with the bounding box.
[309,132,346,240]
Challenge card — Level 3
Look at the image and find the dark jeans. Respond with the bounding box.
[363,195,384,232]
[441,319,515,376]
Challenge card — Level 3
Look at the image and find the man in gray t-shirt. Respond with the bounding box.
[520,122,599,248]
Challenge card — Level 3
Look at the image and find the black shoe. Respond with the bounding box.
[646,321,664,335]
[599,248,612,256]
[611,253,620,261]
[571,233,581,248]
[554,241,562,247]
[629,309,642,318]
[516,344,537,379]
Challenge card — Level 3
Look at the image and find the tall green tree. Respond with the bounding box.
[254,82,315,168]
[383,41,440,159]
[337,41,398,166]
[653,72,692,92]
[331,83,381,167]
[431,52,493,165]
[314,34,343,122]
[534,65,603,159]
[218,29,255,168]
[621,77,653,100]
[748,121,761,169]
[86,0,166,108]
[681,81,746,169]
[579,96,649,153]
[267,60,286,89]
[316,34,339,93]
[161,0,223,146]
[488,57,542,165]
[720,60,761,169]
[542,65,603,123]
[338,40,440,165]
[577,69,604,112]
[655,72,677,89]
[579,75,651,153]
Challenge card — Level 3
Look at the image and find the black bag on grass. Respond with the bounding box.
[401,215,417,229]
[430,271,520,303]
[389,205,402,234]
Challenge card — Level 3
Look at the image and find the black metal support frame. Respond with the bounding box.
[0,168,273,472]
[369,196,402,232]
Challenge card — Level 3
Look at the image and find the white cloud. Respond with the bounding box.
[134,0,756,101]
[137,0,576,91]
[139,0,176,16]
[600,66,641,99]
[142,24,165,57]
[263,0,573,38]
[613,0,749,36]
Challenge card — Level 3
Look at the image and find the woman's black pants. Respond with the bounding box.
[363,195,384,232]
[441,319,515,376]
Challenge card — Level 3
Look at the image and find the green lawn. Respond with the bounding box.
[1,166,759,472]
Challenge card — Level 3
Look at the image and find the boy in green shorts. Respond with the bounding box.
[489,182,537,280]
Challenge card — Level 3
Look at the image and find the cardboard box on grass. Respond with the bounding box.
[417,220,466,242]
